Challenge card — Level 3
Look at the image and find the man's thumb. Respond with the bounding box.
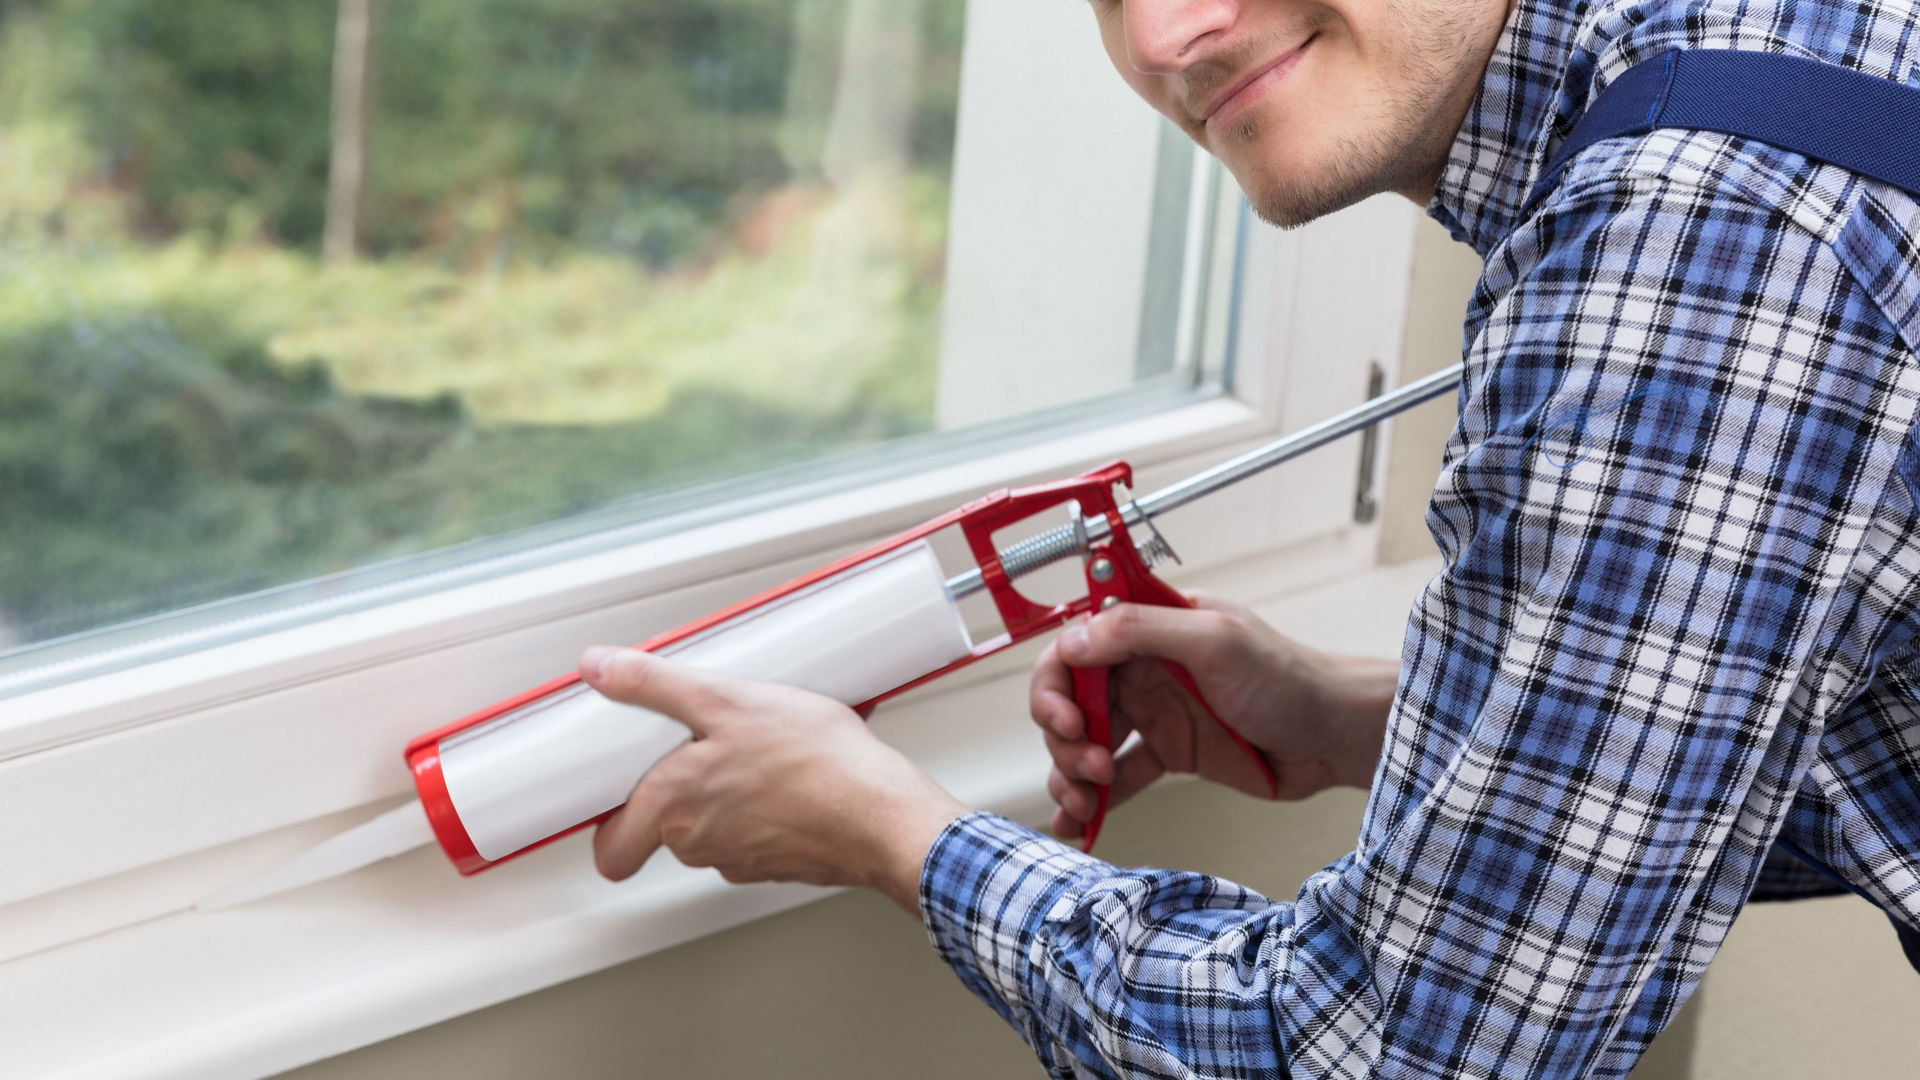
[1056,602,1219,669]
[580,646,733,733]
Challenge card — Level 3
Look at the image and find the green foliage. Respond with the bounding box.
[50,0,340,245]
[0,0,962,646]
[0,171,950,642]
[19,0,962,264]
[0,300,463,634]
[0,288,932,640]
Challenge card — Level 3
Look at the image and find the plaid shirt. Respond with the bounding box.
[917,1,1920,1077]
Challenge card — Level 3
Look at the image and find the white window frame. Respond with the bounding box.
[0,188,1419,900]
[0,0,1426,1070]
[0,201,1423,1080]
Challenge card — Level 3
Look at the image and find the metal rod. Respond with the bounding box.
[943,361,1464,601]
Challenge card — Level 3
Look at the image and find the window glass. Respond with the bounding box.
[0,0,1221,661]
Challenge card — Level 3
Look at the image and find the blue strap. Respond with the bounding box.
[1526,48,1920,212]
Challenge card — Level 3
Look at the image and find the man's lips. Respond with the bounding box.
[1198,35,1317,126]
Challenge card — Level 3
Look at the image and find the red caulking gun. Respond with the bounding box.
[197,363,1463,910]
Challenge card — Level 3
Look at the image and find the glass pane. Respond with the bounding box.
[0,0,1223,663]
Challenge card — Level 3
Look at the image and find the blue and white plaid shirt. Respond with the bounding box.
[917,1,1920,1076]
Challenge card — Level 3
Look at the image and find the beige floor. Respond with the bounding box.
[277,776,1915,1079]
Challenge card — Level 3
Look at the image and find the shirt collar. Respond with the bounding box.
[1426,0,1596,256]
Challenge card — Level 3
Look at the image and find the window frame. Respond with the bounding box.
[0,0,1428,933]
[0,1,1439,1069]
[0,179,1431,1080]
[0,0,1210,698]
[0,187,1422,915]
[0,553,1447,1080]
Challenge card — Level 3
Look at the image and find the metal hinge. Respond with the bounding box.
[1353,362,1384,523]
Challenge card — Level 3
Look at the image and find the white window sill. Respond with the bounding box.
[0,553,1440,1080]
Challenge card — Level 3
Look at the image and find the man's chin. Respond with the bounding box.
[1219,112,1454,229]
[1229,157,1384,231]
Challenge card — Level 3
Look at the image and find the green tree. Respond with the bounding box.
[31,0,961,266]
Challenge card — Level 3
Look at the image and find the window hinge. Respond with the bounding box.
[1352,362,1385,524]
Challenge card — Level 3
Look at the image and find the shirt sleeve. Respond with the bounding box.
[919,166,1920,1080]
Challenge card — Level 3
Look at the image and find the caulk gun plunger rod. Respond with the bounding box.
[943,362,1465,602]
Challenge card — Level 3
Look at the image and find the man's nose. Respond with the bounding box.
[1126,0,1238,73]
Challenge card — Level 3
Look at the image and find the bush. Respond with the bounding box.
[0,0,958,645]
[31,0,962,262]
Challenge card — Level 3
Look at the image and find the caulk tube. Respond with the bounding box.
[406,540,974,873]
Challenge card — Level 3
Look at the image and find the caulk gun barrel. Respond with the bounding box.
[943,362,1465,602]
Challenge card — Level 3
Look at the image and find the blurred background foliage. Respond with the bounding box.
[0,0,962,644]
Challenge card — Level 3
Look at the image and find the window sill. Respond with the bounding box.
[0,553,1439,1080]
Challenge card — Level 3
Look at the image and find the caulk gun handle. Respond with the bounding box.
[1069,662,1114,852]
[1067,595,1279,855]
[1071,654,1274,853]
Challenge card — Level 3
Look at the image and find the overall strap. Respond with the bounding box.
[1526,48,1920,212]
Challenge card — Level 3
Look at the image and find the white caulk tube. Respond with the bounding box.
[197,540,976,909]
[410,540,974,871]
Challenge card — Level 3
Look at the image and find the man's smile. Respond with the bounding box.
[1199,34,1318,129]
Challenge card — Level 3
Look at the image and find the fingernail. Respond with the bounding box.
[581,646,621,681]
[1061,624,1089,658]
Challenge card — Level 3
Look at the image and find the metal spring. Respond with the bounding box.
[1136,531,1177,568]
[993,524,1084,580]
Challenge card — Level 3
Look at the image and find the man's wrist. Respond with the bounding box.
[1317,653,1399,789]
[862,790,970,915]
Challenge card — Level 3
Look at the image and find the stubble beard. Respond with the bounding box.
[1225,1,1491,230]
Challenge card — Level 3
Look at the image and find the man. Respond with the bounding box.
[577,0,1920,1074]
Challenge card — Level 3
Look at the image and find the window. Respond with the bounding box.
[0,0,1222,681]
[0,1,1428,1072]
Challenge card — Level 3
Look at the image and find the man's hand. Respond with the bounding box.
[1031,593,1397,840]
[580,646,969,914]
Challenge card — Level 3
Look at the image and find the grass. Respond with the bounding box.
[0,164,949,643]
[0,2,964,647]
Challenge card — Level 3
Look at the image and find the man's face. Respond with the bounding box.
[1090,0,1513,227]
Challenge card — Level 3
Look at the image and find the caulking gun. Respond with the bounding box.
[197,362,1465,911]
